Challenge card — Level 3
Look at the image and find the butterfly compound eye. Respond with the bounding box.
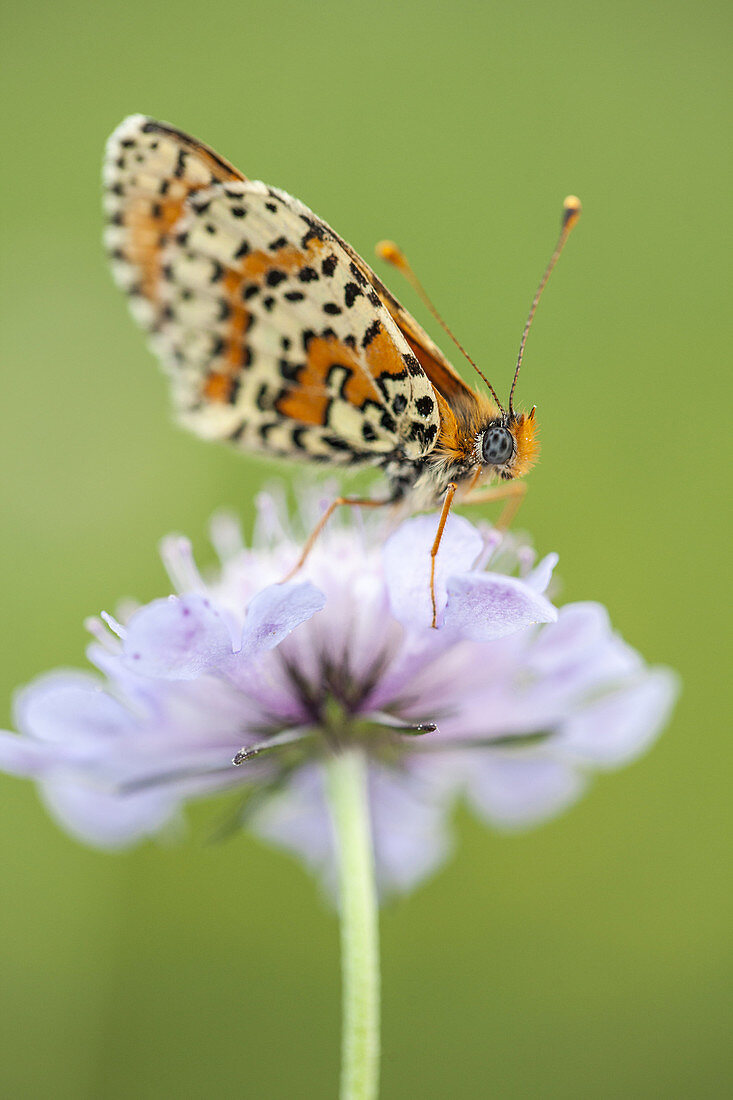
[482,426,514,466]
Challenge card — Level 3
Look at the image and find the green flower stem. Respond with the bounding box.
[325,748,381,1100]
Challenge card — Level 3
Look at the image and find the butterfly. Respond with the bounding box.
[103,115,580,624]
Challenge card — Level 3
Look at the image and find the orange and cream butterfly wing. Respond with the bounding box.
[330,235,479,409]
[103,116,243,313]
[103,116,441,465]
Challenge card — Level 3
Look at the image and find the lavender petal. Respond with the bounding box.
[444,573,557,640]
[123,594,234,679]
[383,514,483,628]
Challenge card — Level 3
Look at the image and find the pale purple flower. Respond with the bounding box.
[0,490,677,896]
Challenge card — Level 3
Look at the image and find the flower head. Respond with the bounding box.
[0,490,677,896]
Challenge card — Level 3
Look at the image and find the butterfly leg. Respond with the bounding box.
[281,495,394,583]
[463,481,527,529]
[430,482,458,628]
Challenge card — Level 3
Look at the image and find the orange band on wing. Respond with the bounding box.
[276,334,382,426]
[237,242,322,282]
[203,371,238,403]
[125,193,190,300]
[363,326,410,379]
[202,239,334,407]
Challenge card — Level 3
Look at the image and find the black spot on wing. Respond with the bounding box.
[322,435,352,453]
[255,384,273,412]
[300,214,327,248]
[321,254,338,277]
[362,319,381,348]
[344,283,362,308]
[349,262,368,287]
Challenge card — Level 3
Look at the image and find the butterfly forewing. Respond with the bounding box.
[103,116,441,466]
[333,240,480,408]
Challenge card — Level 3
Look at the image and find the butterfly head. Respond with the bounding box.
[479,406,539,481]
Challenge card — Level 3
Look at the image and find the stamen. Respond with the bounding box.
[209,510,244,564]
[100,610,126,638]
[159,535,207,594]
[253,488,290,546]
[84,615,122,650]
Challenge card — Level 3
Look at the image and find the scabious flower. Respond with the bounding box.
[0,489,676,896]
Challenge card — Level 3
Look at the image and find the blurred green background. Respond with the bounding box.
[1,1,730,1096]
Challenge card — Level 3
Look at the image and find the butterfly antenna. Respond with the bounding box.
[508,196,582,418]
[376,240,506,413]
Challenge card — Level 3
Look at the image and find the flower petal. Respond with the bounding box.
[238,582,325,658]
[250,766,334,883]
[556,668,679,766]
[524,552,559,593]
[250,761,454,900]
[368,765,453,895]
[463,752,585,827]
[0,494,677,885]
[14,671,133,744]
[39,778,178,849]
[123,594,233,679]
[383,514,483,628]
[0,732,49,776]
[443,573,557,640]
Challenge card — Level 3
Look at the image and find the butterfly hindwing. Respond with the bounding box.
[103,116,441,465]
[103,115,243,326]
